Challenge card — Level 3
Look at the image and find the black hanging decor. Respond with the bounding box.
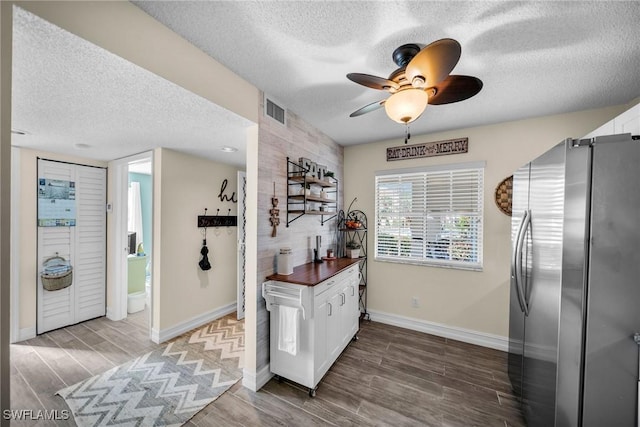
[199,238,212,271]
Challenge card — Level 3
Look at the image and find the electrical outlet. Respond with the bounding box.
[411,297,419,308]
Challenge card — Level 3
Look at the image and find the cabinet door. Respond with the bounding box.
[313,296,330,379]
[327,291,343,360]
[346,281,359,338]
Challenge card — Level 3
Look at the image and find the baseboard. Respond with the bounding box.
[367,309,509,352]
[151,301,236,344]
[242,364,273,392]
[14,326,36,343]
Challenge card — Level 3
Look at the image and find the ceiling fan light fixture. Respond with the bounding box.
[384,89,428,124]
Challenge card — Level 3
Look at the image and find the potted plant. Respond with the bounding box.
[323,170,335,183]
[299,182,311,196]
[346,240,361,258]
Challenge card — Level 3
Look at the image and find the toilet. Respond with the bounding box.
[127,254,148,314]
[128,291,146,314]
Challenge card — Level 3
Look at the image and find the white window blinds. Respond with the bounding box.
[375,162,484,270]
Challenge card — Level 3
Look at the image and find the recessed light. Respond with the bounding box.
[220,146,238,153]
[74,143,91,149]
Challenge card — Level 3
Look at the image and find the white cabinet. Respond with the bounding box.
[264,264,359,396]
[614,103,640,135]
[583,102,640,138]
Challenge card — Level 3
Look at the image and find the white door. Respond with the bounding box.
[237,171,246,320]
[37,160,106,334]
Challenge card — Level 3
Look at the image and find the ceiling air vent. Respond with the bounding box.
[264,94,287,126]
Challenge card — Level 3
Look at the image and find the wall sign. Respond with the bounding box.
[218,179,237,203]
[38,178,76,226]
[386,137,468,161]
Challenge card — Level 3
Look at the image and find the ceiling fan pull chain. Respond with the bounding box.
[405,125,411,144]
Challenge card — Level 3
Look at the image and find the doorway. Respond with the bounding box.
[126,157,153,332]
[108,151,153,337]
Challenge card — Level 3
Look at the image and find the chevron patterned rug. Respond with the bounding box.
[57,316,244,426]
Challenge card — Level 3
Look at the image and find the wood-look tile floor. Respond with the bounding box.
[10,313,524,426]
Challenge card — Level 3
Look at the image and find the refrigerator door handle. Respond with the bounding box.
[515,209,531,316]
[511,211,528,313]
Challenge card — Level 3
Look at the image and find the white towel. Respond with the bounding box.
[278,305,299,356]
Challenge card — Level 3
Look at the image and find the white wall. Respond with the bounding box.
[12,147,107,338]
[153,148,240,334]
[343,104,628,340]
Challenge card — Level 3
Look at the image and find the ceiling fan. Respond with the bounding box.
[347,38,482,136]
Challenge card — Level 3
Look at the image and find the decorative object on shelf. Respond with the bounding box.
[317,164,327,180]
[41,253,73,291]
[495,175,513,216]
[299,157,313,175]
[299,182,311,196]
[346,240,361,258]
[386,137,468,161]
[270,182,280,237]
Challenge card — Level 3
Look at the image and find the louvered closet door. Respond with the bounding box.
[37,161,76,333]
[74,166,107,322]
[37,160,106,334]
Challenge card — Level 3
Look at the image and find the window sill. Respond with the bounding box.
[373,255,483,272]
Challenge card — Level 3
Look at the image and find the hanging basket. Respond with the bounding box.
[41,256,73,291]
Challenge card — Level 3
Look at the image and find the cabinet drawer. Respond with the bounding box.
[313,265,358,297]
[314,276,340,297]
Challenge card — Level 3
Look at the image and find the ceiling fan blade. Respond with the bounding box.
[349,99,386,117]
[428,75,483,105]
[405,38,461,88]
[347,73,399,91]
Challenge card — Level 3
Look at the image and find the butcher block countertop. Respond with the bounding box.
[266,257,361,286]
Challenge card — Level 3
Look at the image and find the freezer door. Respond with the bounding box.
[556,139,591,427]
[509,163,531,398]
[522,141,566,427]
[582,134,640,427]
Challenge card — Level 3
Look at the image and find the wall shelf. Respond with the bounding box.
[286,157,338,227]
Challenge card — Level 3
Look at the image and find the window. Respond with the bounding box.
[375,162,484,270]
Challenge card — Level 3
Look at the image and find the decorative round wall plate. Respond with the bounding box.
[495,176,513,216]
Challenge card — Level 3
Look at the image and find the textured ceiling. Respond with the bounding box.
[133,0,640,145]
[11,6,253,166]
[11,2,640,166]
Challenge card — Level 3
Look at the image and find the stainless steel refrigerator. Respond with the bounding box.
[509,133,640,427]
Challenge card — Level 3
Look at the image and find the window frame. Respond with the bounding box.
[374,161,485,271]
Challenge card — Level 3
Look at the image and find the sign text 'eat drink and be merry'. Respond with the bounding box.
[386,137,468,161]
